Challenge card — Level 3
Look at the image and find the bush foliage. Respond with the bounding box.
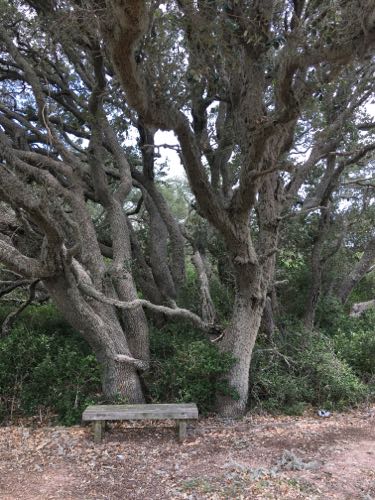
[0,301,373,423]
[145,323,235,413]
[0,306,235,422]
[330,311,375,385]
[249,321,370,415]
[0,306,100,425]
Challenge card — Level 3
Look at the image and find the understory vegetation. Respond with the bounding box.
[0,296,373,424]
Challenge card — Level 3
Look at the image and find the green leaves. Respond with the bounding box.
[0,305,100,425]
[249,325,369,414]
[279,249,305,270]
[145,323,235,413]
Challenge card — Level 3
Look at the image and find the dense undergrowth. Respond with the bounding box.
[0,306,100,425]
[249,321,372,415]
[0,301,373,424]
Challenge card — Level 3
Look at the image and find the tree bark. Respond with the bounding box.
[100,355,144,402]
[143,192,177,301]
[44,275,146,403]
[191,250,216,324]
[216,271,264,417]
[336,235,375,304]
[303,211,329,329]
[214,214,266,415]
[260,296,276,337]
[350,299,375,317]
[216,173,280,417]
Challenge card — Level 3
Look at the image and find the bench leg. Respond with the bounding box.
[178,420,187,442]
[92,421,105,443]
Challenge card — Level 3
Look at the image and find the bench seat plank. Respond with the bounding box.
[82,403,198,422]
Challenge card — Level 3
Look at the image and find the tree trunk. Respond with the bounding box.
[260,296,276,337]
[216,291,264,417]
[216,246,266,417]
[100,354,144,402]
[303,235,325,329]
[44,275,146,403]
[336,235,375,304]
[191,250,216,324]
[215,174,280,417]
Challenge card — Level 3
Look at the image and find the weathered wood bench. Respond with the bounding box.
[82,403,198,443]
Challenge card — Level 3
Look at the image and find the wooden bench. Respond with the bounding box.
[82,403,198,443]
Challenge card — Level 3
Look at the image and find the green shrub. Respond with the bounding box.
[0,309,100,425]
[0,304,234,421]
[1,299,372,424]
[331,311,375,384]
[304,336,367,409]
[177,262,201,315]
[249,325,368,414]
[314,295,349,331]
[145,323,235,413]
[210,276,234,322]
[314,303,375,384]
[0,303,77,339]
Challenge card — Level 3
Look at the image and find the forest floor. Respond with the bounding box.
[0,406,374,500]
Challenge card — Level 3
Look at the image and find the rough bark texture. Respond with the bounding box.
[260,296,276,338]
[337,236,375,304]
[191,250,216,324]
[101,358,144,403]
[350,299,375,317]
[217,290,264,416]
[44,276,146,402]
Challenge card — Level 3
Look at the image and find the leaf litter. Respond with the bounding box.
[0,407,374,499]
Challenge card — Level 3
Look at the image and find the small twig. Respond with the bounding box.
[211,330,225,343]
[274,279,289,287]
[254,348,295,367]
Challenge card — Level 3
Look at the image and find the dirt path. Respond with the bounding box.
[0,408,374,499]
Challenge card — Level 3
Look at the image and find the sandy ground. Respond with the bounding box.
[0,407,374,499]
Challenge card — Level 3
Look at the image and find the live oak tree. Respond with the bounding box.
[0,0,213,405]
[94,0,375,415]
[0,0,375,416]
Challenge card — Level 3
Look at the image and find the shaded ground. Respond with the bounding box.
[0,407,374,499]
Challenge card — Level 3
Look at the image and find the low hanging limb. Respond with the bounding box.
[77,280,223,340]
